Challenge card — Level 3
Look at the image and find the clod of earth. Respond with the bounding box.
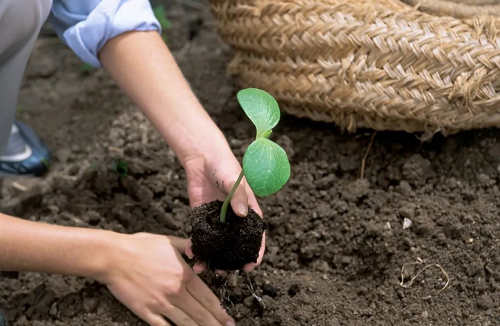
[190,201,264,271]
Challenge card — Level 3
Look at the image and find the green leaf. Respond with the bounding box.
[243,138,290,197]
[110,160,128,179]
[237,88,280,138]
[153,6,172,30]
[80,63,93,74]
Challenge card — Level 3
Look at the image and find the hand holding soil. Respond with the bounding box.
[189,89,290,272]
[102,233,234,326]
[184,148,265,273]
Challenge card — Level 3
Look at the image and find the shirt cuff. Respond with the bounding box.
[56,0,161,68]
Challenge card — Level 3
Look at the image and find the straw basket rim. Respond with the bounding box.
[209,0,500,138]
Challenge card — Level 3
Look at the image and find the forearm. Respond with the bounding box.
[0,212,115,280]
[99,31,230,166]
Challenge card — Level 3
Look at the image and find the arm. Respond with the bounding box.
[0,212,233,326]
[99,31,263,220]
[0,212,112,277]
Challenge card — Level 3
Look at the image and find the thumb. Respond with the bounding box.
[224,177,249,217]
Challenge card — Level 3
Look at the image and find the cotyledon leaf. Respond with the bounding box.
[237,88,280,138]
[243,138,291,197]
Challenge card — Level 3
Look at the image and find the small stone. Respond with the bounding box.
[289,261,300,270]
[86,210,101,224]
[49,303,58,317]
[403,237,414,247]
[261,284,279,298]
[397,181,413,196]
[47,205,60,214]
[488,143,500,157]
[422,310,429,319]
[445,178,458,189]
[96,300,107,315]
[227,273,238,288]
[25,56,57,78]
[82,297,100,313]
[260,295,273,309]
[477,294,494,310]
[315,174,336,190]
[399,204,415,219]
[477,173,492,186]
[342,178,370,202]
[403,218,412,229]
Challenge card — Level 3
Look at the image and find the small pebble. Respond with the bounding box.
[403,218,412,229]
[477,294,494,310]
[82,297,100,313]
[49,302,58,317]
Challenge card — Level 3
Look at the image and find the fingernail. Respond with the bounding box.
[226,321,235,326]
[238,203,248,216]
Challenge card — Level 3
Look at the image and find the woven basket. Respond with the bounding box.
[208,0,500,136]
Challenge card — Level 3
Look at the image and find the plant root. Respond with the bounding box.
[400,257,450,295]
[360,131,377,179]
[246,274,264,308]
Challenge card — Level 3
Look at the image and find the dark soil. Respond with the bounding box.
[1,1,499,326]
[191,200,264,271]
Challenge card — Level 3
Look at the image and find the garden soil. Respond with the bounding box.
[1,2,499,326]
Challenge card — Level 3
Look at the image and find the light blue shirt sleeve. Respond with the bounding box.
[49,0,161,68]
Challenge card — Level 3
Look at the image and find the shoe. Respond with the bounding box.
[0,121,51,177]
[0,310,6,326]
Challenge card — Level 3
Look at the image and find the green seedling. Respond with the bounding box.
[80,63,94,75]
[220,88,291,222]
[110,160,129,179]
[153,5,172,42]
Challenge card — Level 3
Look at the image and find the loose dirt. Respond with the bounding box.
[1,2,499,325]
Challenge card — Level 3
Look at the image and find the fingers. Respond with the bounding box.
[168,237,190,253]
[185,241,194,259]
[215,270,227,277]
[185,275,234,326]
[185,239,207,274]
[243,231,266,272]
[225,178,249,217]
[193,262,207,274]
[160,304,198,326]
[142,313,172,326]
[173,294,225,326]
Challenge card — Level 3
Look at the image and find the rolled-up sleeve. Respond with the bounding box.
[50,0,161,68]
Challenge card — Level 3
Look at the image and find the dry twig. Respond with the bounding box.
[360,131,377,179]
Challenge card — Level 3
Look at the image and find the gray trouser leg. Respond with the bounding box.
[0,0,52,155]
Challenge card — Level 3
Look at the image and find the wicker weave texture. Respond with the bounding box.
[209,0,500,136]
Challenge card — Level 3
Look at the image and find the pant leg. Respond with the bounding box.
[0,0,53,155]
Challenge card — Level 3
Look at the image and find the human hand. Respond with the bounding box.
[184,150,265,273]
[99,233,234,326]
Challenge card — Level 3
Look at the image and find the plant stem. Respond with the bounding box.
[220,170,245,223]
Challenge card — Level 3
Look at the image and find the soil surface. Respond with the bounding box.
[191,200,264,271]
[1,1,500,326]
